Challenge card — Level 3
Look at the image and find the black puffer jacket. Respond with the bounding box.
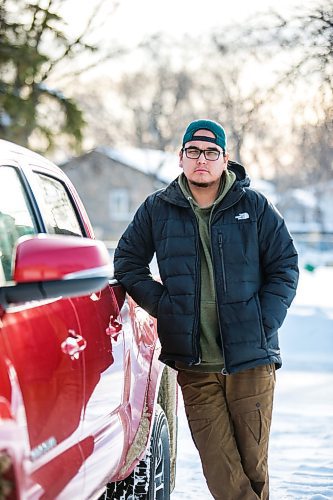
[114,161,299,374]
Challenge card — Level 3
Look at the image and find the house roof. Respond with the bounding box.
[276,188,317,209]
[95,146,181,184]
[63,145,282,202]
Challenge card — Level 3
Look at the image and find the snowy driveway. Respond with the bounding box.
[172,267,333,499]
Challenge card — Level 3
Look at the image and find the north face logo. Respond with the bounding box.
[235,212,249,220]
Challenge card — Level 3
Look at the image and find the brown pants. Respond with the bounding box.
[177,364,276,500]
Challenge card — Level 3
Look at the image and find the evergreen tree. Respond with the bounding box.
[0,0,97,152]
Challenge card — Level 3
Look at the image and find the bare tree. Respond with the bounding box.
[74,35,201,155]
[212,1,333,185]
[74,33,269,179]
[214,2,332,93]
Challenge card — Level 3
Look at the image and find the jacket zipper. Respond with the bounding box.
[174,182,246,372]
[218,234,227,293]
[189,202,201,365]
[213,233,227,374]
[210,193,246,373]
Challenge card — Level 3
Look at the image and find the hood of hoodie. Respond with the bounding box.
[228,160,249,185]
[158,159,250,207]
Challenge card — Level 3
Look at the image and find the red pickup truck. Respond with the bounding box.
[0,140,178,499]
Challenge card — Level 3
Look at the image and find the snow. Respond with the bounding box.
[96,146,180,184]
[172,266,333,499]
[291,189,317,209]
[251,178,278,204]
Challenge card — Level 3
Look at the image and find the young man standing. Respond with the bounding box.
[114,119,299,499]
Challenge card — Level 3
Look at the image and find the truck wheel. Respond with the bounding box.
[104,405,171,499]
[147,404,171,499]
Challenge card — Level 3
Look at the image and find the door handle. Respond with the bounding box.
[106,316,122,340]
[61,331,87,360]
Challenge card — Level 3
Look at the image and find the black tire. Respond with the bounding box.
[147,404,171,499]
[104,405,171,499]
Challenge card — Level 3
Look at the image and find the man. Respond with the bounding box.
[114,119,299,499]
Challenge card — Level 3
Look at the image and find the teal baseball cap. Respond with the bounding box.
[182,119,227,151]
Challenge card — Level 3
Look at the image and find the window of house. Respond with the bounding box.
[0,166,36,281]
[109,189,130,221]
[33,172,83,237]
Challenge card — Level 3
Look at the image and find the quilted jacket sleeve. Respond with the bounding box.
[258,196,299,336]
[113,196,165,318]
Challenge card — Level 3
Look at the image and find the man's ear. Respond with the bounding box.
[179,149,184,169]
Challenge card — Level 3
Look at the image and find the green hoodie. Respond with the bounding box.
[176,169,236,372]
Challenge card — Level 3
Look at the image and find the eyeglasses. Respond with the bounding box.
[183,147,221,161]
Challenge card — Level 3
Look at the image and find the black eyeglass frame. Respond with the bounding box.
[182,147,224,161]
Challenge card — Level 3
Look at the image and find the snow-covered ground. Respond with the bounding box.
[172,266,333,499]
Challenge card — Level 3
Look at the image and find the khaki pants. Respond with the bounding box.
[177,364,276,500]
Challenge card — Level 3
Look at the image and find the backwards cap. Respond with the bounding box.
[182,119,227,151]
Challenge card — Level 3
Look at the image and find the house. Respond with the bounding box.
[60,147,281,243]
[60,146,333,245]
[275,185,333,266]
[60,146,180,241]
[313,180,333,234]
[276,184,333,235]
[275,188,322,234]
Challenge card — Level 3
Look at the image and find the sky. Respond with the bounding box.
[62,0,316,47]
[103,0,302,42]
[173,263,333,499]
